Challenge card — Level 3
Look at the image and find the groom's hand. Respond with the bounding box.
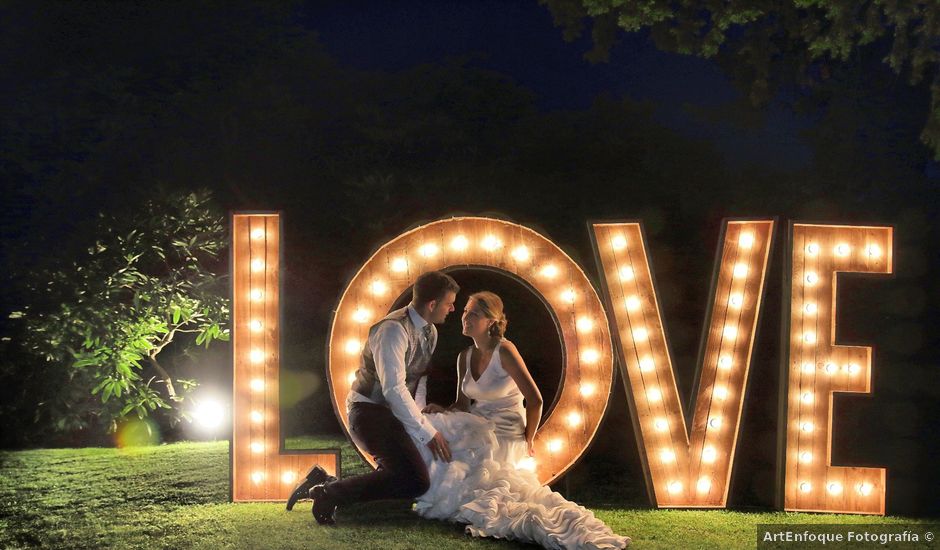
[427,431,452,462]
[422,404,447,414]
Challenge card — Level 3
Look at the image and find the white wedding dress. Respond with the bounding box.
[413,340,630,549]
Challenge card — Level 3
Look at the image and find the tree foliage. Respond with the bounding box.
[11,190,228,434]
[541,0,940,157]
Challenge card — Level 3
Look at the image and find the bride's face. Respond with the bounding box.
[461,299,493,338]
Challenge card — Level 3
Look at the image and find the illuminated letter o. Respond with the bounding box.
[328,217,614,484]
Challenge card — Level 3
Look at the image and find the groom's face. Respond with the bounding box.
[428,291,457,324]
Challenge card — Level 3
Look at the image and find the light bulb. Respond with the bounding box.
[481,235,502,251]
[802,331,816,344]
[369,279,388,295]
[805,272,819,285]
[827,481,843,495]
[717,355,733,370]
[418,243,438,258]
[632,327,649,341]
[580,349,599,364]
[846,363,861,375]
[250,258,265,272]
[251,471,264,484]
[667,481,682,495]
[723,325,738,339]
[805,243,820,256]
[799,481,811,493]
[708,416,722,429]
[639,356,655,372]
[566,411,582,428]
[352,308,372,323]
[697,477,712,493]
[653,418,669,432]
[713,385,729,400]
[824,362,837,375]
[281,471,297,484]
[647,388,662,402]
[249,379,264,392]
[391,257,409,272]
[511,246,530,262]
[738,232,755,249]
[702,446,717,463]
[857,482,873,496]
[659,449,676,463]
[579,382,597,397]
[733,263,749,278]
[575,317,594,332]
[619,266,635,281]
[834,243,850,257]
[560,288,577,304]
[801,363,815,374]
[611,235,627,250]
[799,451,812,464]
[250,410,264,424]
[547,439,563,453]
[625,295,641,312]
[249,349,264,364]
[540,264,559,279]
[347,372,357,385]
[800,392,814,404]
[344,339,362,355]
[250,228,265,240]
[250,441,264,454]
[450,235,469,251]
[803,302,818,315]
[250,289,264,301]
[866,244,882,259]
[728,293,743,308]
[800,421,814,433]
[249,319,263,332]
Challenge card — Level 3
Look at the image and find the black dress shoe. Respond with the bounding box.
[285,465,334,511]
[310,484,338,525]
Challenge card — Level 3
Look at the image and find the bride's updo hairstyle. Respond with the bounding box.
[470,291,508,338]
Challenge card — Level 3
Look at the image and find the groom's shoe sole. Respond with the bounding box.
[285,465,334,511]
[310,484,337,525]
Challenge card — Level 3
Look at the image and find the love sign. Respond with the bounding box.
[230,214,892,515]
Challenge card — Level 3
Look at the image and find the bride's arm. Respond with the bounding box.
[449,349,471,412]
[499,342,543,455]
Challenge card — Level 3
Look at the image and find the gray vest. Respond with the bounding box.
[350,307,436,405]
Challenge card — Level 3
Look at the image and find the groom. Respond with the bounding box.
[288,270,459,524]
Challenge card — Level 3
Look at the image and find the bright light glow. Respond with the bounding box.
[369,279,388,295]
[713,385,728,400]
[717,355,733,370]
[580,348,599,364]
[344,339,362,355]
[827,481,843,495]
[250,289,264,301]
[579,382,597,397]
[723,325,738,339]
[566,411,582,428]
[511,245,530,262]
[659,449,676,463]
[708,416,722,429]
[702,446,717,463]
[866,244,882,258]
[250,258,265,272]
[733,263,749,278]
[802,331,816,344]
[824,362,837,375]
[251,471,264,484]
[250,410,264,424]
[667,481,682,495]
[249,319,263,332]
[249,349,264,364]
[575,317,594,332]
[250,228,265,240]
[619,266,635,281]
[547,439,563,453]
[418,243,438,258]
[450,235,469,251]
[515,457,537,472]
[805,243,820,256]
[834,243,850,257]
[391,257,409,272]
[801,363,815,374]
[728,293,743,308]
[639,356,655,372]
[481,235,502,251]
[799,481,812,493]
[347,371,357,385]
[803,302,818,315]
[805,272,819,285]
[739,232,755,249]
[799,451,813,464]
[696,477,712,493]
[352,307,372,323]
[282,471,297,484]
[250,441,264,454]
[800,421,814,433]
[846,363,861,375]
[192,399,225,430]
[800,392,814,404]
[560,288,577,304]
[653,418,669,432]
[647,388,662,402]
[611,235,627,250]
[249,379,265,392]
[625,295,641,312]
[857,482,874,496]
[632,327,649,341]
[540,264,559,278]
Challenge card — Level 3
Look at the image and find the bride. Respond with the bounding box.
[417,291,630,549]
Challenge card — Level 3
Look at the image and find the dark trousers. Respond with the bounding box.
[328,402,430,505]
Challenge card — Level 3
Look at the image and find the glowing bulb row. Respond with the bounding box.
[804,242,882,259]
[250,471,301,484]
[799,362,862,376]
[797,480,875,496]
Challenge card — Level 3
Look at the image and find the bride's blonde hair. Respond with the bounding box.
[469,291,508,338]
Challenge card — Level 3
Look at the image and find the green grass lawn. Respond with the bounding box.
[0,441,932,549]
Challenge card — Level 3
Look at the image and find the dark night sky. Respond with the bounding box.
[300,0,815,170]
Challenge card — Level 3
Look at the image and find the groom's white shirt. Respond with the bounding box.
[346,305,437,445]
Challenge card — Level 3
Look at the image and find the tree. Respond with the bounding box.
[541,0,940,158]
[11,189,228,434]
